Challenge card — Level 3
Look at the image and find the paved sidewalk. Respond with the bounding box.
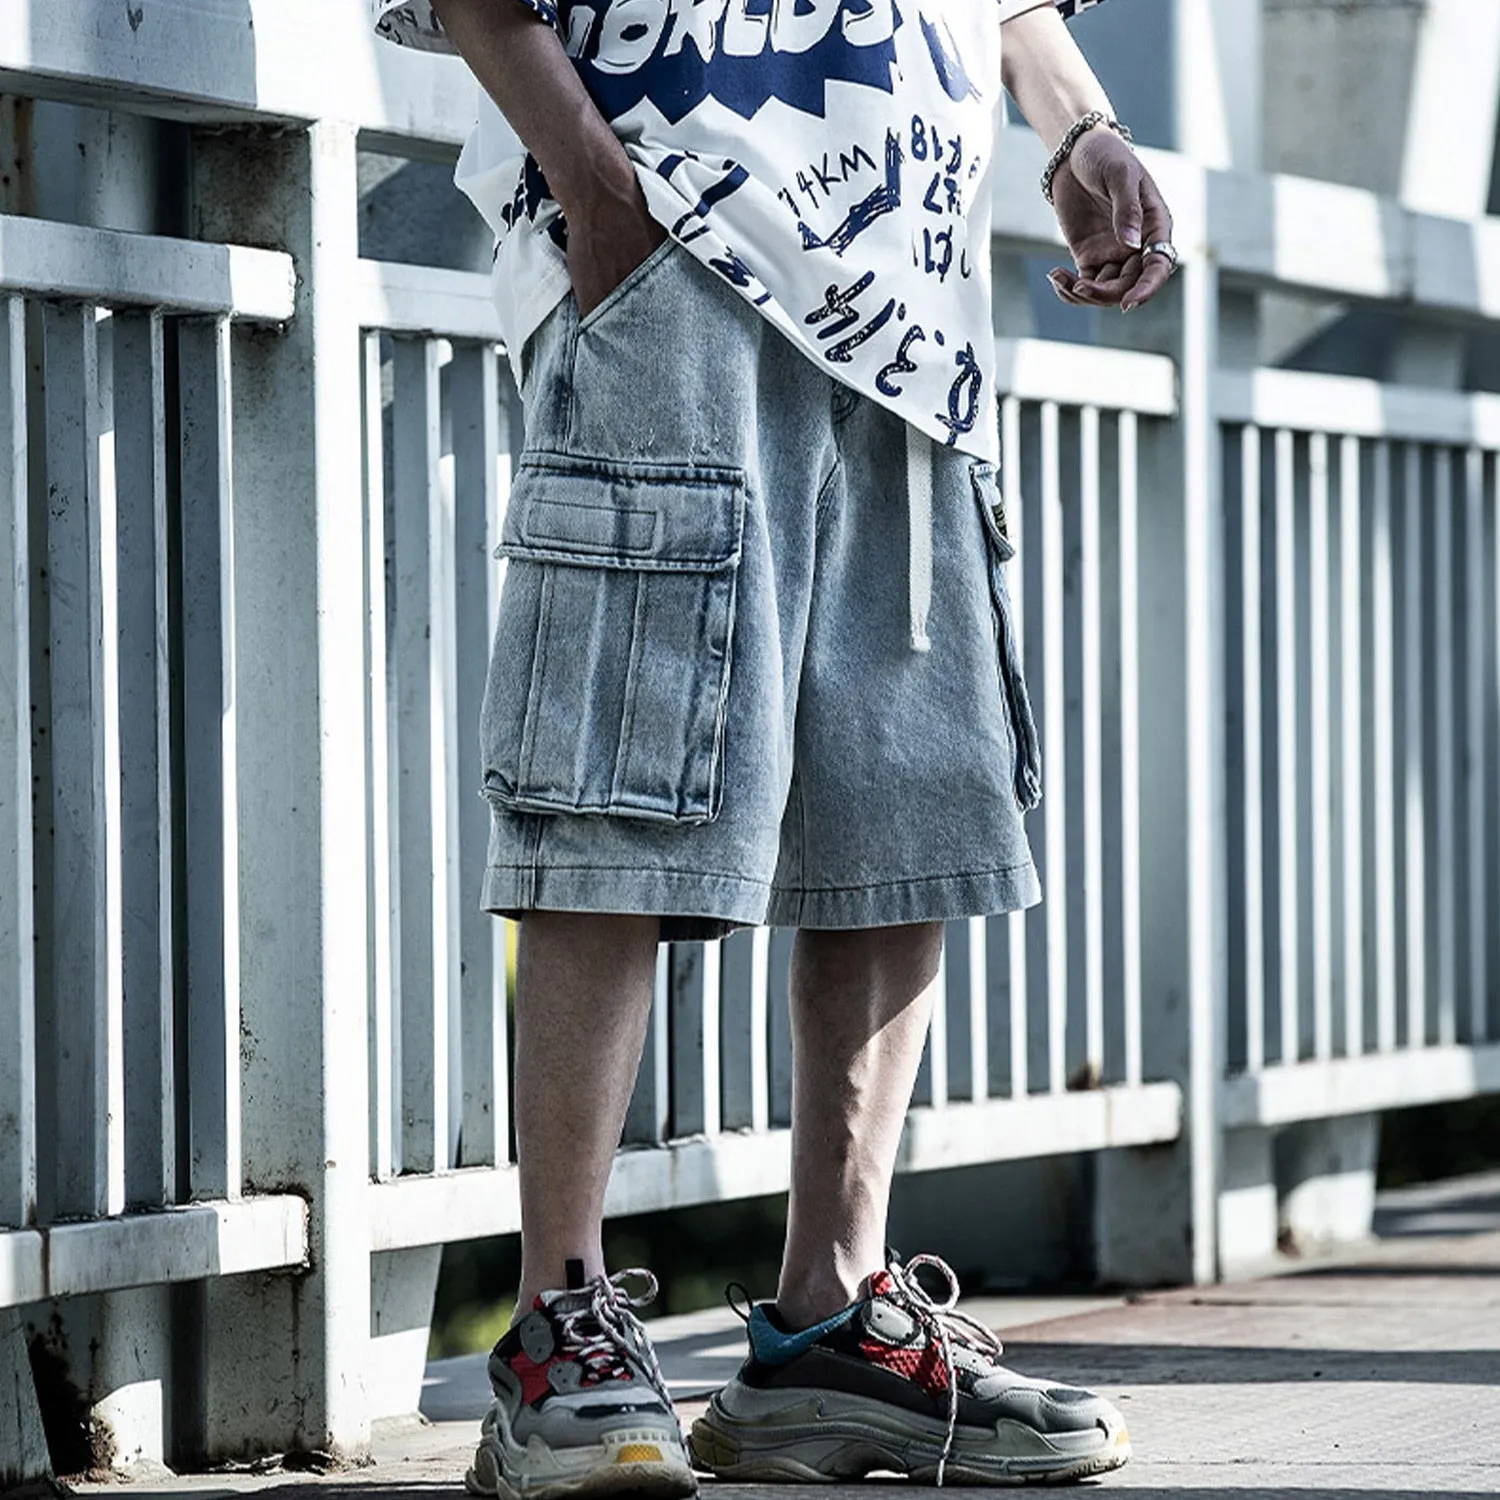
[72,1172,1500,1499]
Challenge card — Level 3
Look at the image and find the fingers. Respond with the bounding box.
[1120,254,1173,313]
[1050,168,1180,312]
[1047,269,1095,307]
[1120,174,1178,311]
[1104,153,1145,252]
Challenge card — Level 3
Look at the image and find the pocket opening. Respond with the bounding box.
[971,463,1043,813]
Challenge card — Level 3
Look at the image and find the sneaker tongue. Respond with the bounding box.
[539,1285,595,1317]
[865,1269,898,1299]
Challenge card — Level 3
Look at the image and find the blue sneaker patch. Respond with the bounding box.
[748,1301,859,1368]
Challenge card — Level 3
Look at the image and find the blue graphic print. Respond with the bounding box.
[560,0,904,124]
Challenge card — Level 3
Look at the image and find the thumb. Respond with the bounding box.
[1107,160,1144,250]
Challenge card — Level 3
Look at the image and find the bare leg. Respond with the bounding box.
[776,921,945,1329]
[513,911,660,1308]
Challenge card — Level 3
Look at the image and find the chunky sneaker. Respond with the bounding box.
[467,1262,696,1500]
[689,1254,1130,1486]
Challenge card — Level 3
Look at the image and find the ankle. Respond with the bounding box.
[516,1250,606,1313]
[775,1268,868,1331]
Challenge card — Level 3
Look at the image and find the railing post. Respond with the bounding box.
[191,120,371,1458]
[1092,158,1224,1285]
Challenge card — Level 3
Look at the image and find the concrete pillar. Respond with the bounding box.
[886,1158,1092,1288]
[368,1247,443,1422]
[1,1310,50,1488]
[193,120,373,1461]
[1217,1125,1278,1277]
[1276,1114,1381,1255]
[1092,160,1224,1287]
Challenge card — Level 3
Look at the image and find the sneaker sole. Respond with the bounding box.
[467,1410,698,1500]
[689,1399,1131,1487]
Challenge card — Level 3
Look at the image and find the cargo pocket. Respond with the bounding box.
[972,462,1043,812]
[482,454,745,825]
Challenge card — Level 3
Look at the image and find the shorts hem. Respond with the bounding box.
[767,861,1042,929]
[482,860,771,943]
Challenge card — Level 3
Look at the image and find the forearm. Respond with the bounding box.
[429,0,635,220]
[1000,3,1114,153]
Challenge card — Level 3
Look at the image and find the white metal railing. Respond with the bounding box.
[1217,371,1500,1128]
[0,217,308,1310]
[0,0,1497,1469]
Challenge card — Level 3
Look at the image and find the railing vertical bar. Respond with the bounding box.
[625,948,672,1144]
[1370,441,1398,1052]
[1476,450,1500,1050]
[967,917,987,1102]
[927,941,948,1109]
[435,344,464,1167]
[1097,411,1124,1083]
[669,944,709,1137]
[769,929,794,1127]
[703,940,721,1136]
[363,332,395,1181]
[749,926,770,1132]
[1489,451,1500,1044]
[1464,445,1487,1044]
[1430,448,1458,1048]
[390,337,447,1174]
[1339,435,1365,1058]
[1040,401,1067,1094]
[0,294,35,1228]
[1001,396,1029,1097]
[1118,410,1143,1089]
[1308,433,1334,1061]
[1402,443,1427,1049]
[451,342,504,1166]
[42,302,117,1218]
[113,309,174,1206]
[718,931,752,1130]
[1079,405,1105,1081]
[1274,427,1299,1064]
[95,311,127,1217]
[935,923,971,1103]
[1239,423,1265,1074]
[177,315,241,1202]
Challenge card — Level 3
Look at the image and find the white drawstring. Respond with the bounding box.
[906,424,933,653]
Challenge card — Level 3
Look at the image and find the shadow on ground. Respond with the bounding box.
[1001,1340,1500,1386]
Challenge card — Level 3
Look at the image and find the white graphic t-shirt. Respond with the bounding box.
[372,0,1112,463]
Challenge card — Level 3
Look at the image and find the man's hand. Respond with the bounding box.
[563,156,667,322]
[431,0,666,320]
[1045,128,1175,314]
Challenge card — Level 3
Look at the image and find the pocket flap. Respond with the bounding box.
[499,454,746,572]
[970,461,1015,562]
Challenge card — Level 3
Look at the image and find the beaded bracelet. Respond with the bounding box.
[1040,111,1134,203]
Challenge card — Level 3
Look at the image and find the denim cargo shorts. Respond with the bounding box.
[480,241,1042,941]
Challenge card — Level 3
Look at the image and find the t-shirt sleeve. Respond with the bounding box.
[371,0,560,54]
[998,0,1112,21]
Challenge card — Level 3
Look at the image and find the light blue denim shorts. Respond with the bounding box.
[481,242,1042,941]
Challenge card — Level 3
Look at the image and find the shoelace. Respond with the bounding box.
[883,1253,1005,1486]
[555,1267,677,1419]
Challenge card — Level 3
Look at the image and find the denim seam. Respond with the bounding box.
[776,860,1035,897]
[812,453,843,535]
[486,860,773,889]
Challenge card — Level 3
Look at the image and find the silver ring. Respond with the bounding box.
[1143,240,1180,273]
